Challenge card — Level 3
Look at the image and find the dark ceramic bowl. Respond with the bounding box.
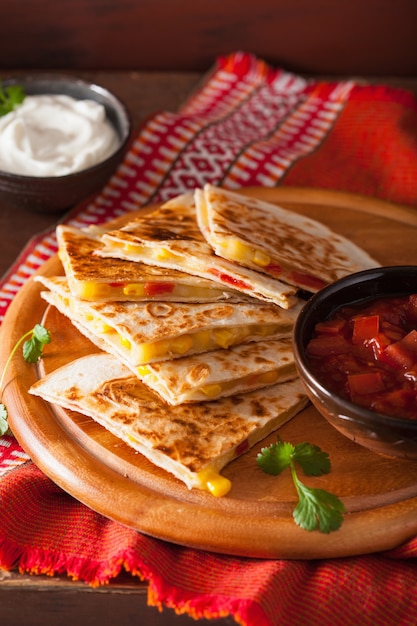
[293,265,417,460]
[0,74,132,213]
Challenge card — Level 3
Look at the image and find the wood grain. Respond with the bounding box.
[1,0,416,77]
[2,187,417,559]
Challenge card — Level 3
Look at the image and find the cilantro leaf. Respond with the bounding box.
[257,440,294,475]
[0,81,25,117]
[292,442,331,476]
[257,438,345,533]
[0,324,51,433]
[32,324,51,345]
[23,324,51,363]
[293,473,345,533]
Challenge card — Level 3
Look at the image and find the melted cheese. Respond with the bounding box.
[68,296,286,366]
[198,364,294,401]
[133,324,282,364]
[126,433,231,497]
[197,468,231,497]
[219,238,271,268]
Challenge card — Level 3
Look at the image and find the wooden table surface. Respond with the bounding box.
[1,69,417,626]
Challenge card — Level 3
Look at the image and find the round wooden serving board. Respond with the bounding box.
[2,187,417,560]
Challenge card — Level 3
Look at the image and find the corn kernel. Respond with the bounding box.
[259,369,279,384]
[170,335,194,355]
[153,247,173,260]
[124,243,140,253]
[197,468,231,497]
[123,283,145,297]
[221,237,248,260]
[212,328,236,348]
[200,383,223,398]
[119,335,132,350]
[253,249,271,267]
[136,339,170,363]
[80,282,110,299]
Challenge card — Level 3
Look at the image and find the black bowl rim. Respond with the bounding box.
[0,73,132,181]
[293,265,417,431]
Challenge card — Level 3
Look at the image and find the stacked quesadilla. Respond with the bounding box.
[99,185,377,304]
[35,274,301,368]
[56,224,243,303]
[98,192,299,310]
[30,186,378,496]
[195,184,378,292]
[30,352,308,496]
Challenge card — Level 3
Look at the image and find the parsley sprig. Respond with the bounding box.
[0,324,51,435]
[0,80,25,117]
[257,439,345,533]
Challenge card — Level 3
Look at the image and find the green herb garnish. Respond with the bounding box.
[0,80,25,117]
[257,439,345,533]
[0,324,51,435]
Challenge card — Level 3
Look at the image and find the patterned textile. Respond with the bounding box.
[1,52,417,625]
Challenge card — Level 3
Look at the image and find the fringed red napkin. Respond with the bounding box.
[1,51,417,626]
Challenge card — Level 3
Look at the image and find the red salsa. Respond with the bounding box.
[306,294,417,420]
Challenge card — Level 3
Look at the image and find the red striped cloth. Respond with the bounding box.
[1,52,417,625]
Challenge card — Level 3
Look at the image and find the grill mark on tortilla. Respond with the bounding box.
[204,186,378,285]
[123,208,198,242]
[60,226,185,282]
[29,353,309,482]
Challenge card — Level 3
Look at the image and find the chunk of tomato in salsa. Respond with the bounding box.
[306,294,417,420]
[347,372,385,396]
[352,315,379,344]
[382,329,417,370]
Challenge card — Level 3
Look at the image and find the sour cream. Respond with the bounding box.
[0,94,120,177]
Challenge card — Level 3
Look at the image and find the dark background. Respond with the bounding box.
[1,0,416,76]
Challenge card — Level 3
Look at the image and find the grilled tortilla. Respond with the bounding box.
[98,192,299,309]
[138,338,297,404]
[35,275,302,367]
[56,224,240,303]
[29,352,308,496]
[195,184,379,292]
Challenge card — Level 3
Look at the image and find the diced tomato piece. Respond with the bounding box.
[383,337,417,370]
[400,329,417,352]
[289,271,327,292]
[265,263,282,276]
[367,333,392,359]
[143,282,175,296]
[235,438,249,457]
[348,372,385,396]
[352,315,379,344]
[208,269,252,290]
[314,319,346,335]
[307,335,351,357]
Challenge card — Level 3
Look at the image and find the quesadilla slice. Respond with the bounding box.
[56,224,240,303]
[137,337,297,404]
[29,352,308,496]
[35,275,302,367]
[195,184,379,292]
[98,192,299,309]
